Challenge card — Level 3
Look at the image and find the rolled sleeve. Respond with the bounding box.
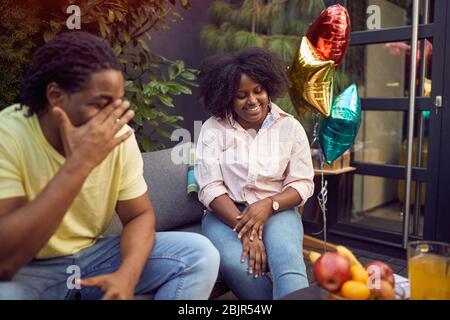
[283,181,314,206]
[198,182,229,210]
[194,121,228,210]
[282,122,315,206]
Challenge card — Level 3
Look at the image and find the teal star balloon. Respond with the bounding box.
[319,83,361,164]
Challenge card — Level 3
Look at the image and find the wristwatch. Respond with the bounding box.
[269,197,280,213]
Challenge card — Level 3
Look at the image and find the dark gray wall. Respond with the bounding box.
[148,1,217,146]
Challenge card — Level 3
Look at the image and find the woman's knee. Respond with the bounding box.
[264,208,303,239]
[219,250,250,276]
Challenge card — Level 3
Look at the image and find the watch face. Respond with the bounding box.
[273,201,279,211]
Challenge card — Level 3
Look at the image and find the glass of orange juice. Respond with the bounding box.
[407,241,450,300]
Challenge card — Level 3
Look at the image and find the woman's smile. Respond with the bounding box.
[243,104,262,114]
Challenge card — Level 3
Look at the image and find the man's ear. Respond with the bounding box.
[46,82,67,108]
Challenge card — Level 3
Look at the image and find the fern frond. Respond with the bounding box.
[208,1,233,25]
[233,31,264,50]
[267,37,296,63]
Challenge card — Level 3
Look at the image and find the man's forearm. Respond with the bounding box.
[0,156,92,280]
[117,210,155,286]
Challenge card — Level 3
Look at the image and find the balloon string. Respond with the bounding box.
[318,162,328,252]
[311,155,328,252]
[310,113,321,148]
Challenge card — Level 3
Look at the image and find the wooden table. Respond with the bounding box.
[314,166,356,176]
[300,166,356,228]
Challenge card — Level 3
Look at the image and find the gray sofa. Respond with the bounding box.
[103,147,228,298]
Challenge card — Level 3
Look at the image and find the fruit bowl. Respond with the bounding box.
[319,288,346,300]
[319,284,407,300]
[309,245,408,300]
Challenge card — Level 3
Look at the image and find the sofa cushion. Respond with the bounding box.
[142,148,204,231]
[103,147,204,234]
[172,222,202,234]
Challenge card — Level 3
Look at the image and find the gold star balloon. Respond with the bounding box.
[288,36,334,117]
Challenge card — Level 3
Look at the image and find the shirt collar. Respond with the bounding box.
[270,102,294,119]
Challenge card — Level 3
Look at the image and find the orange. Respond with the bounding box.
[350,265,369,284]
[341,280,371,300]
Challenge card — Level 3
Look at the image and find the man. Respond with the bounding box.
[0,31,219,300]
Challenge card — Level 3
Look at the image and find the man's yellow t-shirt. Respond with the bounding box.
[0,105,148,259]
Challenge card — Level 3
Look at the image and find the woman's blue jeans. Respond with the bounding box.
[202,206,309,300]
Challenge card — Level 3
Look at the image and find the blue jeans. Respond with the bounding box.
[0,232,220,300]
[202,207,308,300]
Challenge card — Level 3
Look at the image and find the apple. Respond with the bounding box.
[364,261,395,287]
[313,252,352,292]
[370,280,396,300]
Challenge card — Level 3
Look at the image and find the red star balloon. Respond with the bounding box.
[306,4,350,69]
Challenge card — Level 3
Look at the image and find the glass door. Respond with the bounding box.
[303,0,449,250]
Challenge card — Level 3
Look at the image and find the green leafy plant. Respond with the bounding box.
[124,56,198,151]
[2,0,195,151]
[0,0,40,109]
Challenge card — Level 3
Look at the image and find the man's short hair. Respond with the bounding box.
[20,31,121,116]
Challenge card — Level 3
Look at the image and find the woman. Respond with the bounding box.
[195,47,314,300]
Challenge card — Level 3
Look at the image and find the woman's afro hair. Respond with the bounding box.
[198,47,289,118]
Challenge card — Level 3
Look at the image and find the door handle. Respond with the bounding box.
[434,95,442,108]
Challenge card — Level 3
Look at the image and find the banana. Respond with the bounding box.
[309,251,321,264]
[335,245,363,268]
